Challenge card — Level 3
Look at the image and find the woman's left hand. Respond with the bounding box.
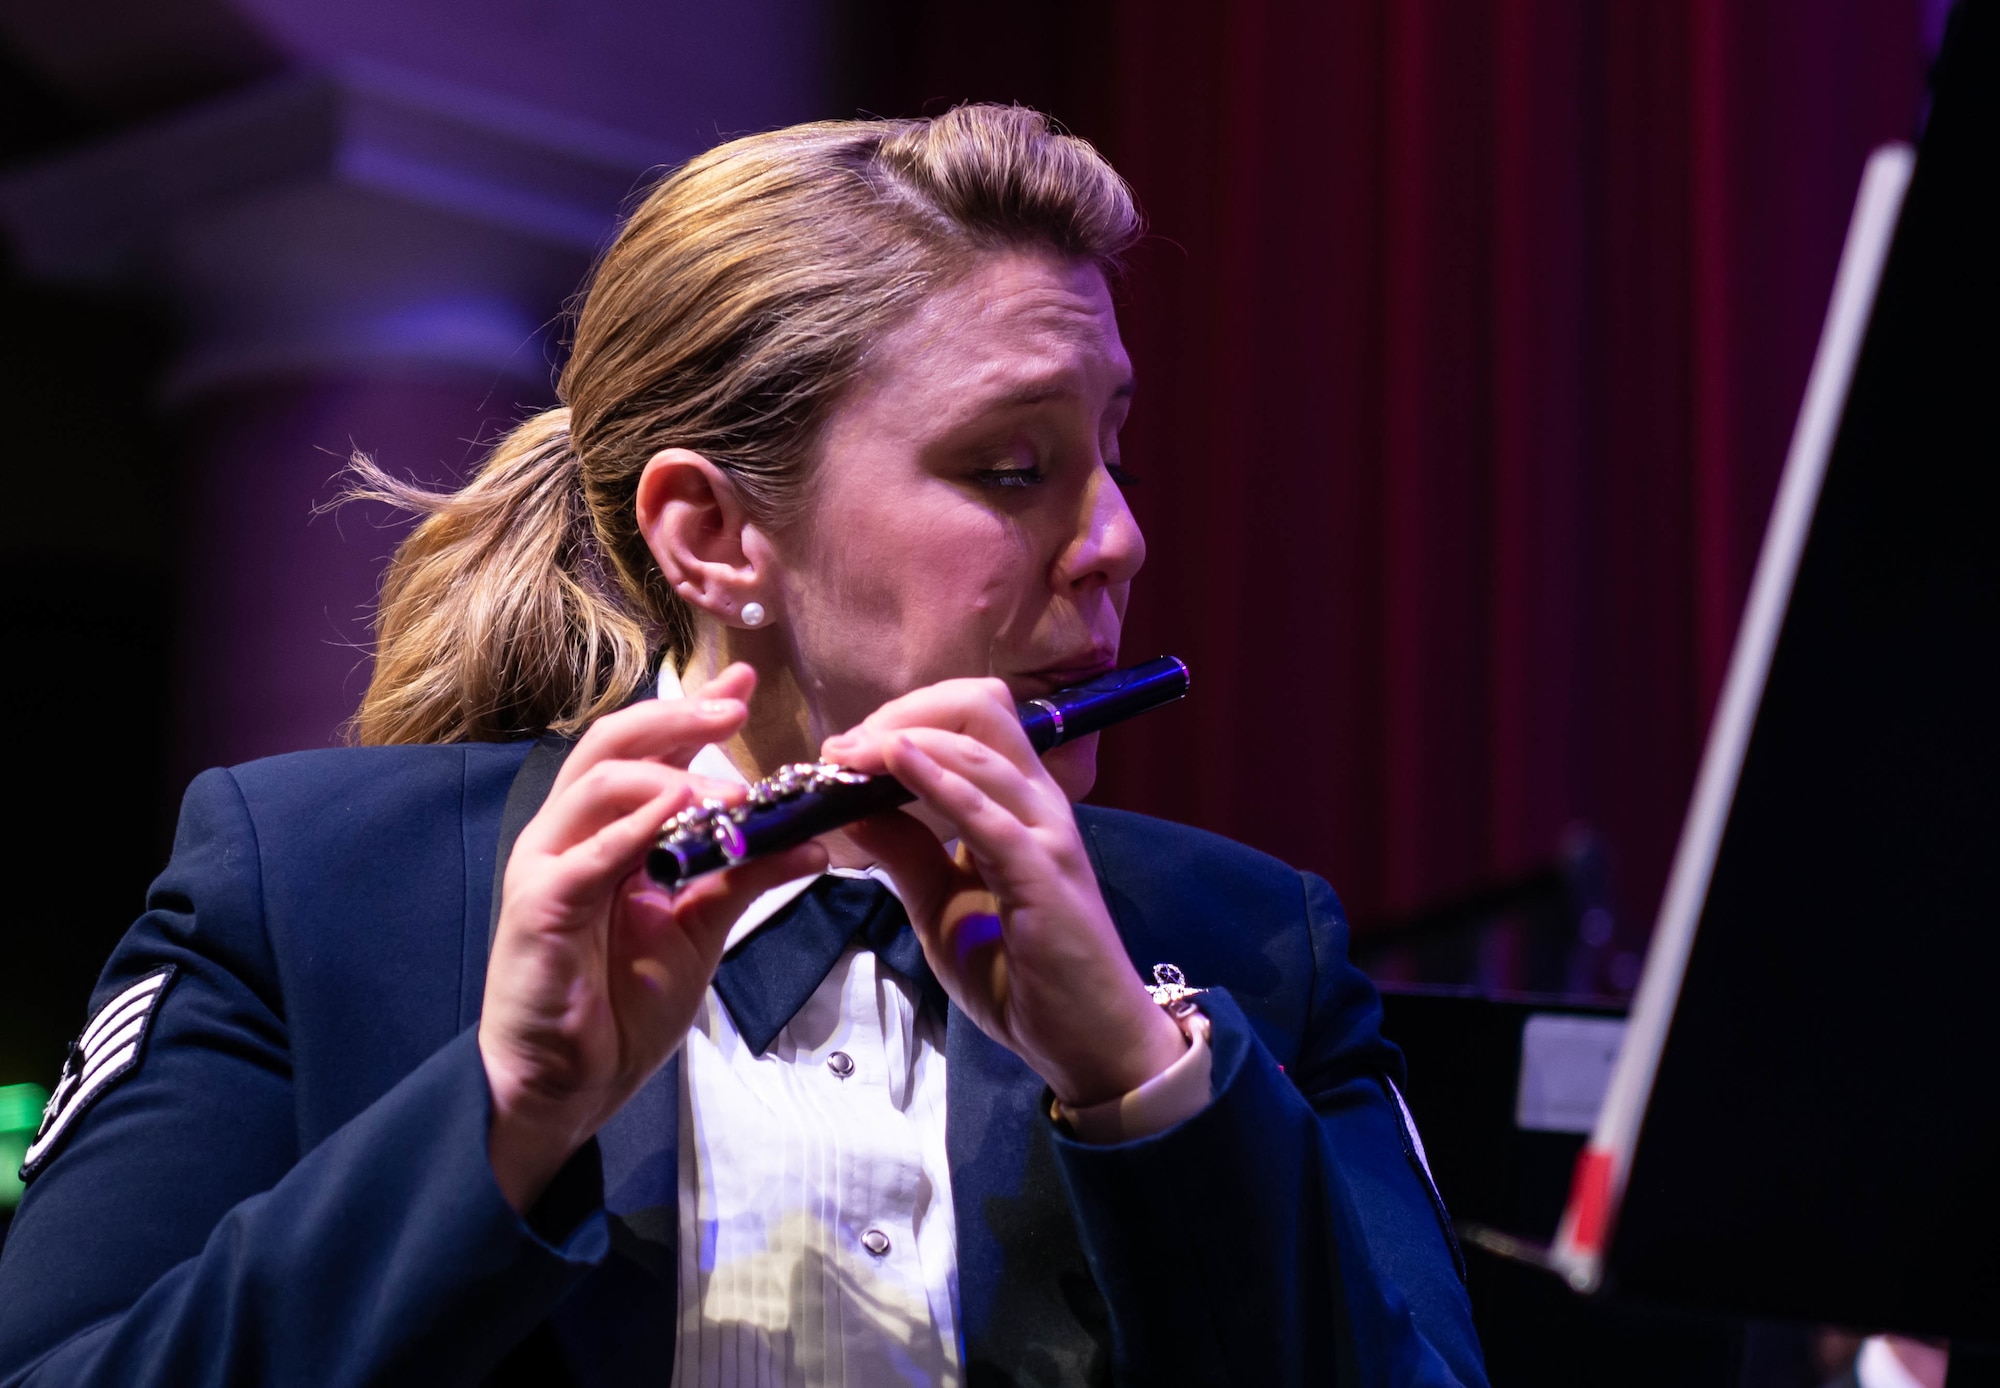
[822,678,1185,1109]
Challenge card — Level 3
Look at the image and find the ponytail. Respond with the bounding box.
[346,408,672,745]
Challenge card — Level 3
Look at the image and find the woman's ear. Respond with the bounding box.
[636,448,773,628]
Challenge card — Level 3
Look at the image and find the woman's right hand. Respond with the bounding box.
[477,663,824,1212]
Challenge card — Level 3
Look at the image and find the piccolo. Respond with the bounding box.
[646,655,1191,888]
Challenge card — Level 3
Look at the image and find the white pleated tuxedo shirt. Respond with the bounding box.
[656,666,1213,1388]
[669,854,960,1388]
[658,659,959,1387]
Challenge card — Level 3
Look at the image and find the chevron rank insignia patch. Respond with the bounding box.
[20,965,177,1184]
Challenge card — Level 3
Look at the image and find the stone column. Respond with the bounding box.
[0,65,661,774]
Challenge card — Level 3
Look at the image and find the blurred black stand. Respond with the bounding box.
[1382,990,1744,1387]
[1948,1350,2000,1388]
[1381,990,1967,1388]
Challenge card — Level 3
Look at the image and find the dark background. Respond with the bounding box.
[0,6,1962,1372]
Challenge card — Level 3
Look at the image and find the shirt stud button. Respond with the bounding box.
[826,1050,855,1078]
[861,1228,891,1256]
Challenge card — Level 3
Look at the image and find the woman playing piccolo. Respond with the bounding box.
[0,105,1484,1387]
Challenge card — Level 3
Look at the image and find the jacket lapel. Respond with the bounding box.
[947,1006,1112,1385]
[481,736,683,1383]
[539,1056,683,1382]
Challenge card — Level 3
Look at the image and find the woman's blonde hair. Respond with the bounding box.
[347,104,1142,745]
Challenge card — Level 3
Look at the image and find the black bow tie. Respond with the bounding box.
[711,875,946,1055]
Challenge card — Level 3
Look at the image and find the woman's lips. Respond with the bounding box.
[1014,656,1118,696]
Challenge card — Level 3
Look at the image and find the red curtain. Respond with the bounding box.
[851,1,1927,980]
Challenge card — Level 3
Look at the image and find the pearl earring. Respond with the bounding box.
[740,601,766,628]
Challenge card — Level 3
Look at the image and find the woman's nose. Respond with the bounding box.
[1057,465,1147,591]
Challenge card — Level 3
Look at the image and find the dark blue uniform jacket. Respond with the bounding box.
[0,742,1486,1386]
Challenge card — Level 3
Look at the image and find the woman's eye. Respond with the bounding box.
[1107,462,1141,488]
[975,465,1045,489]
